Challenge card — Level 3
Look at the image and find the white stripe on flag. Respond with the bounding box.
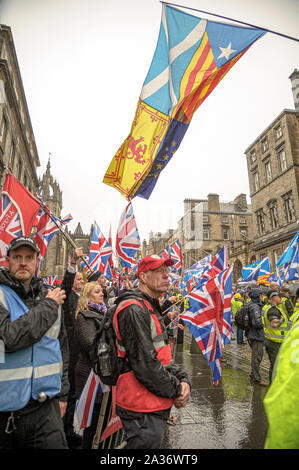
[74,370,110,429]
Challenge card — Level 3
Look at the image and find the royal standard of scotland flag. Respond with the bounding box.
[103,4,266,200]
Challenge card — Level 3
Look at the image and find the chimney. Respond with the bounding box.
[208,193,220,211]
[234,194,248,210]
[289,68,299,110]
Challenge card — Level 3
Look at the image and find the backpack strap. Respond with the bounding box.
[113,298,148,340]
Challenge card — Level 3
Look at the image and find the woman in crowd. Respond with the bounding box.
[75,281,107,448]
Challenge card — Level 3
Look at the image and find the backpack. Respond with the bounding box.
[234,303,251,330]
[91,296,147,386]
[90,305,127,386]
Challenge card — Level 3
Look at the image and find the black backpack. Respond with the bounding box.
[234,303,251,330]
[90,305,127,386]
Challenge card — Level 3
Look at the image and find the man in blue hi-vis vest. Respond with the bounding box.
[0,236,69,449]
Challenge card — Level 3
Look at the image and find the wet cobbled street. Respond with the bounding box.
[163,331,270,449]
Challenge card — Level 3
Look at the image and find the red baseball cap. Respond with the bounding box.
[137,255,174,278]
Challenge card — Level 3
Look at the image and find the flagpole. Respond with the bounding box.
[160,1,299,43]
[279,263,291,290]
[36,195,93,273]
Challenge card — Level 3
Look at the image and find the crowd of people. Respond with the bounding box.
[230,279,299,448]
[0,237,190,450]
[0,235,298,449]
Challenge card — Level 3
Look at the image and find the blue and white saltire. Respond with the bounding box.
[273,244,299,284]
[184,254,212,274]
[241,257,270,281]
[276,231,299,267]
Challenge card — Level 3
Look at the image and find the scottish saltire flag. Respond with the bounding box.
[276,232,299,267]
[116,202,141,269]
[74,370,109,430]
[273,242,299,284]
[181,265,233,385]
[103,4,266,200]
[184,254,212,273]
[242,257,270,281]
[0,172,41,261]
[169,239,183,275]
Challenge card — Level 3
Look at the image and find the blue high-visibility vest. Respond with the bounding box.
[0,285,63,412]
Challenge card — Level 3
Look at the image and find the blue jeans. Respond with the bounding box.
[237,326,244,344]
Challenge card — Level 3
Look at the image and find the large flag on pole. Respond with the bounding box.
[103,4,266,200]
[116,202,140,269]
[276,232,299,267]
[181,265,233,385]
[241,257,270,281]
[0,172,41,261]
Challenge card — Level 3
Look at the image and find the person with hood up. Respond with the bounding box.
[246,287,269,387]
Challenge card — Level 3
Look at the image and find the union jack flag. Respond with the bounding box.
[116,202,140,269]
[161,243,171,260]
[88,223,102,272]
[181,265,233,385]
[88,222,112,272]
[196,245,229,288]
[43,275,57,286]
[0,172,41,261]
[169,239,183,275]
[33,211,58,258]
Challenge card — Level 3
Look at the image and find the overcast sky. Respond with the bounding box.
[0,0,298,251]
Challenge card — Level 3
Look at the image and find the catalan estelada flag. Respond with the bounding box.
[103,4,266,200]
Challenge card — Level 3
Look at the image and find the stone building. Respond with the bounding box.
[245,69,299,270]
[182,193,253,280]
[38,158,91,278]
[0,24,39,192]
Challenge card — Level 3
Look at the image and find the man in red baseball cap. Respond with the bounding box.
[112,254,191,449]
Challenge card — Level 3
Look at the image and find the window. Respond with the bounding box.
[274,124,283,140]
[278,149,287,172]
[256,209,266,235]
[250,150,257,163]
[282,191,296,223]
[202,215,209,223]
[261,138,269,153]
[265,161,272,182]
[240,217,246,224]
[222,216,228,223]
[252,171,260,192]
[268,200,279,230]
[273,249,282,265]
[223,228,229,240]
[203,227,210,240]
[0,114,8,147]
[9,140,16,169]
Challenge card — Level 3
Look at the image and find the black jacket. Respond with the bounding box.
[74,306,105,401]
[0,269,70,410]
[114,288,191,419]
[245,299,265,342]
